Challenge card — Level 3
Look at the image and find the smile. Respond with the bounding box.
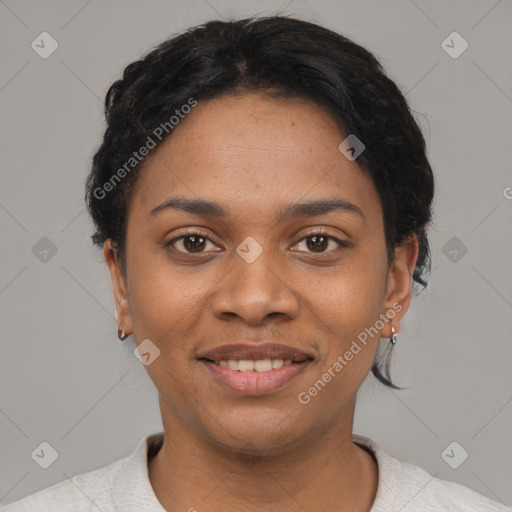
[199,357,312,395]
[211,358,294,371]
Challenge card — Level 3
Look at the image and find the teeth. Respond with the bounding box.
[254,359,273,371]
[213,358,296,371]
[227,359,239,370]
[238,360,255,372]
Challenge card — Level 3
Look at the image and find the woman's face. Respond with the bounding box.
[105,93,418,453]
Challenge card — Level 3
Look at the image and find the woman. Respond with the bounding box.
[2,15,509,512]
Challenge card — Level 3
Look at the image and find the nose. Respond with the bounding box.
[210,246,300,326]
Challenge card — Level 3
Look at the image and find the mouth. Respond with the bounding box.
[197,343,314,396]
[202,358,301,371]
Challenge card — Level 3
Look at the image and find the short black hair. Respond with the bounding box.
[85,15,435,389]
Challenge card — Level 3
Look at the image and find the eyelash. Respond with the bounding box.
[165,228,349,257]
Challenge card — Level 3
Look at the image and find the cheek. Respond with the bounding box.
[126,252,222,392]
[322,253,386,324]
[126,241,208,328]
[313,250,388,368]
[125,258,209,402]
[294,271,385,427]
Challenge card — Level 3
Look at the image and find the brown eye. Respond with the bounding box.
[166,231,217,254]
[294,231,348,254]
[306,234,329,252]
[181,235,207,253]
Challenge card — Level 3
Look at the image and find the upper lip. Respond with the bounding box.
[198,343,314,362]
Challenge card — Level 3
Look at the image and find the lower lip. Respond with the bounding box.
[200,360,310,396]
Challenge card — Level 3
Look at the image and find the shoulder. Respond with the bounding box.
[353,434,511,512]
[392,461,510,511]
[419,473,511,511]
[0,432,165,512]
[0,454,127,512]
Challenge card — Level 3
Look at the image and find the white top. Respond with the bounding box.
[1,432,509,511]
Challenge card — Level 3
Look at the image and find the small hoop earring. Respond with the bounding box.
[390,326,398,345]
[118,329,128,341]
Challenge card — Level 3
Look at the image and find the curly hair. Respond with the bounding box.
[85,15,435,389]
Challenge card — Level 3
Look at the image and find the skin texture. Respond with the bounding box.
[104,93,419,512]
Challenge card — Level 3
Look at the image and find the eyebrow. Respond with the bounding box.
[149,196,365,222]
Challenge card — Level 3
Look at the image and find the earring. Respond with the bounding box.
[118,329,128,341]
[390,326,398,345]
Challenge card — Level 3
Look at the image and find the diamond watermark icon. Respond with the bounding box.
[134,338,161,366]
[31,441,59,469]
[31,32,59,59]
[441,441,469,469]
[236,236,263,264]
[32,237,58,263]
[441,32,468,59]
[338,134,365,161]
[442,236,468,263]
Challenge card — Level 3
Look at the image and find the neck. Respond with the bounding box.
[148,399,378,512]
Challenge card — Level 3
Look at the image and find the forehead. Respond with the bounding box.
[130,93,382,225]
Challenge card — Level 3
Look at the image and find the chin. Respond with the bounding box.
[199,406,309,456]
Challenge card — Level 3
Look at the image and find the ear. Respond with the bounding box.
[103,240,133,336]
[382,234,419,337]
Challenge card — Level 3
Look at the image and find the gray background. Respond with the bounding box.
[1,0,511,507]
